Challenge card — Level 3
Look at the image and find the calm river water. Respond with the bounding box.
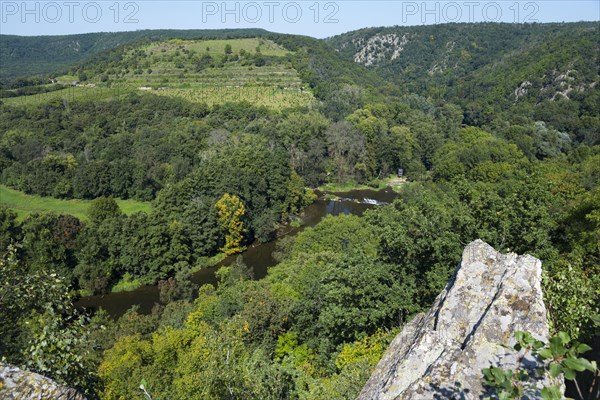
[75,189,399,317]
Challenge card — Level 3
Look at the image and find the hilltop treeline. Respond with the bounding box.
[0,29,270,82]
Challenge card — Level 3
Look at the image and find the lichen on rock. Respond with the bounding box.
[357,240,555,400]
[0,363,86,400]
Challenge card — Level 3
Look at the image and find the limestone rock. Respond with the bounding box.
[358,240,553,400]
[0,363,86,400]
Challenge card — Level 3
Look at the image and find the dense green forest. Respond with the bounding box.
[0,23,598,399]
[329,22,600,143]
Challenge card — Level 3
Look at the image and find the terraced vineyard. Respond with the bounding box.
[2,86,132,106]
[1,38,315,110]
[152,86,312,109]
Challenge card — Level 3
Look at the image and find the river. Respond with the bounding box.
[75,188,399,317]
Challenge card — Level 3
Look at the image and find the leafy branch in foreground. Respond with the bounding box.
[483,331,598,400]
[0,244,100,397]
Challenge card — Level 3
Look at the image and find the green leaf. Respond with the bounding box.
[549,336,567,357]
[575,343,592,354]
[537,348,553,360]
[492,367,506,383]
[532,339,545,350]
[549,362,562,378]
[557,331,570,345]
[514,331,525,343]
[541,386,562,400]
[523,331,535,345]
[564,357,595,372]
[563,367,576,380]
[482,368,493,381]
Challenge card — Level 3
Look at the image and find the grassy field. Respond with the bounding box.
[317,175,407,193]
[111,273,145,293]
[318,181,388,193]
[2,38,315,109]
[0,185,151,221]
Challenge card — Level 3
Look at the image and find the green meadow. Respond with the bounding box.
[0,185,151,221]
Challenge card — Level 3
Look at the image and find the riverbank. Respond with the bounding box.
[76,188,399,317]
[317,175,407,194]
[109,252,228,294]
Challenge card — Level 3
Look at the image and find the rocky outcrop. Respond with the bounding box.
[352,33,410,66]
[0,363,86,400]
[358,240,553,400]
[514,80,532,101]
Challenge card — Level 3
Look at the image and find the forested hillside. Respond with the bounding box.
[329,22,600,144]
[0,23,598,399]
[328,22,597,98]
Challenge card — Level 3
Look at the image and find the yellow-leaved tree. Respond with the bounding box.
[215,193,246,255]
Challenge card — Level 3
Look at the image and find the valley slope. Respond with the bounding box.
[328,22,599,142]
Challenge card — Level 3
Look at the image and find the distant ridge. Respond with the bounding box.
[0,29,271,81]
[327,22,599,122]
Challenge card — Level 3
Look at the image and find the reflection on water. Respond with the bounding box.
[75,188,398,318]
